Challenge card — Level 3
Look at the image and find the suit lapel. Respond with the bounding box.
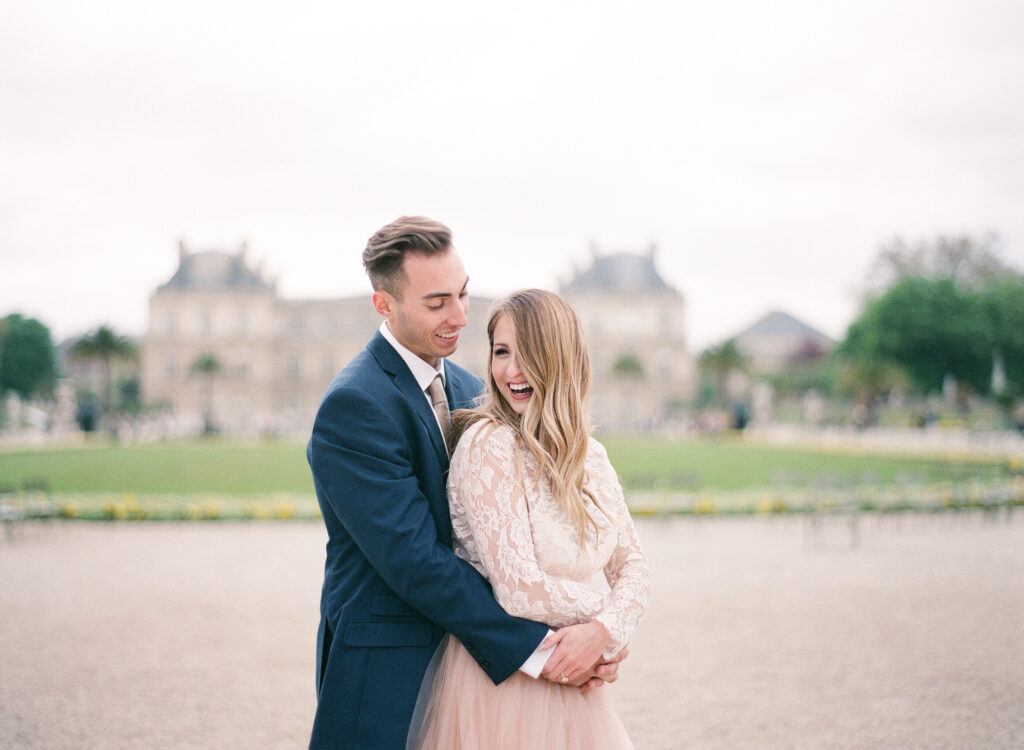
[445,366,478,412]
[367,333,449,469]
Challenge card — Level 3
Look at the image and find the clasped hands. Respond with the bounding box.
[539,620,628,692]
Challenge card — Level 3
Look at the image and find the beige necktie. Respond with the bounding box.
[426,374,451,453]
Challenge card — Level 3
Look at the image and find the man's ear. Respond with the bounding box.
[372,290,394,318]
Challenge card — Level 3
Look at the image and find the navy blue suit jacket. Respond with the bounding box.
[307,331,548,749]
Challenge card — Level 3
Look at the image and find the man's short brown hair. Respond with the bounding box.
[362,216,453,299]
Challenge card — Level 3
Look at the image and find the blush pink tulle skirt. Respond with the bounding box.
[411,635,635,750]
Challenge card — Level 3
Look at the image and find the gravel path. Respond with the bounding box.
[1,512,1022,749]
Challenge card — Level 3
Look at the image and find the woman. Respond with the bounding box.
[412,289,651,749]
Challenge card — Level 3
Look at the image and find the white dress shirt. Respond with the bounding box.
[378,321,555,678]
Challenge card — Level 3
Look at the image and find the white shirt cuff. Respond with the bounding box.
[518,629,556,678]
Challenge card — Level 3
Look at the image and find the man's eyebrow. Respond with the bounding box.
[422,277,469,300]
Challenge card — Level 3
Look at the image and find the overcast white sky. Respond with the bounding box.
[2,0,1023,350]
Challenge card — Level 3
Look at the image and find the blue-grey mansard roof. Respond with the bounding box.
[559,246,678,295]
[158,241,274,292]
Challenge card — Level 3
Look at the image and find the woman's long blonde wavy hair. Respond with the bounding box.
[452,289,608,544]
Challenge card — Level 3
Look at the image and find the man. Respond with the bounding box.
[307,217,616,749]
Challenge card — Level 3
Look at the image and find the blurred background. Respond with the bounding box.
[2,3,1024,748]
[2,0,1024,450]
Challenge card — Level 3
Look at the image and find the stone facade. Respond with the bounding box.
[141,242,492,436]
[142,242,695,435]
[560,247,696,431]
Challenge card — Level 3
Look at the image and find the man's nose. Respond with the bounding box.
[449,299,468,328]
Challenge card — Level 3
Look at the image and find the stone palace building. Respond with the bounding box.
[141,242,697,435]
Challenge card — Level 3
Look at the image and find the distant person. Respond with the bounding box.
[306,218,621,750]
[411,289,651,749]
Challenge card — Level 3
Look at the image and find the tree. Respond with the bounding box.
[980,274,1024,399]
[866,233,1010,293]
[0,313,57,399]
[611,353,644,378]
[698,339,747,407]
[189,352,223,433]
[841,235,1024,402]
[69,326,138,418]
[840,277,991,395]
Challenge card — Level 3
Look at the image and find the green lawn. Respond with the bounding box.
[0,434,1012,495]
[599,435,1010,491]
[0,439,314,495]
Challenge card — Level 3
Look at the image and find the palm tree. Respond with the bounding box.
[611,353,645,379]
[189,352,223,433]
[698,338,748,407]
[69,326,138,420]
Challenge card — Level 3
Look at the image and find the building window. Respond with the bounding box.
[287,353,300,380]
[164,357,177,380]
[236,314,248,335]
[201,310,213,335]
[660,310,674,336]
[658,348,673,381]
[164,313,177,335]
[322,354,336,377]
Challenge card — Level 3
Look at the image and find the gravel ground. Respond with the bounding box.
[1,512,1022,749]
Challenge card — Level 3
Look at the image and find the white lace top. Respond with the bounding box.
[447,420,651,658]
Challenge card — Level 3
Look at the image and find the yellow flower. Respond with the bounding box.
[695,498,716,515]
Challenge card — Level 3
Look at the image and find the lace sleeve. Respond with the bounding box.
[591,445,652,657]
[448,423,607,629]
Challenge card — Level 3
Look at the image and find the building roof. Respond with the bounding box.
[560,249,678,295]
[158,244,273,292]
[736,310,833,342]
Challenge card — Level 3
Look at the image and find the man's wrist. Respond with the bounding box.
[518,629,556,678]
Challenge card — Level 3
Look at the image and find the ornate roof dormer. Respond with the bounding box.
[560,244,678,295]
[158,240,275,293]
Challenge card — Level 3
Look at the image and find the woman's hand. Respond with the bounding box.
[539,620,612,685]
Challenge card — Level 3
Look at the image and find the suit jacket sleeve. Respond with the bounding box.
[309,383,548,683]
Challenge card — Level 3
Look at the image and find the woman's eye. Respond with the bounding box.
[493,348,508,356]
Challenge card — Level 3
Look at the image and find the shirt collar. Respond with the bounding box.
[379,321,445,392]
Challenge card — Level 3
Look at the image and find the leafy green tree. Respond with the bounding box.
[611,353,645,378]
[0,313,58,399]
[980,274,1024,398]
[840,277,992,395]
[841,235,1024,405]
[698,339,747,407]
[189,352,223,433]
[69,326,138,417]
